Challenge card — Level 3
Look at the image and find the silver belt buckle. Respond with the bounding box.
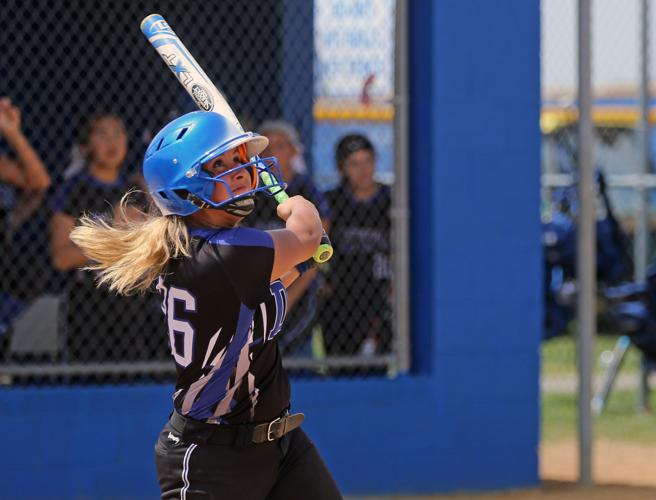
[266,417,282,442]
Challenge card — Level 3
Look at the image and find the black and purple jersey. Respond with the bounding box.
[51,171,145,287]
[321,183,392,355]
[325,182,391,300]
[157,226,290,424]
[51,171,143,220]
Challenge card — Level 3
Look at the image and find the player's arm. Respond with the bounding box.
[268,195,322,281]
[280,267,302,288]
[50,212,90,271]
[278,257,315,287]
[278,187,330,307]
[282,212,329,305]
[0,97,51,193]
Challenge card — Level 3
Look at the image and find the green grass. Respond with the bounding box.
[542,390,656,442]
[542,333,656,443]
[541,333,642,377]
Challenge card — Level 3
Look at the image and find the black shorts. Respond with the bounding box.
[154,416,342,500]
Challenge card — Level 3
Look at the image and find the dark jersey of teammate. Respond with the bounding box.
[323,182,392,354]
[51,171,161,363]
[52,170,142,215]
[52,170,146,284]
[158,227,291,424]
[325,182,391,304]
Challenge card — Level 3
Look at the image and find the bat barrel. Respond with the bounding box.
[139,15,332,261]
[140,13,244,131]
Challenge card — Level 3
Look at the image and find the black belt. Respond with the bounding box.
[168,410,305,446]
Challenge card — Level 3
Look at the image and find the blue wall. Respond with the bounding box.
[0,1,542,497]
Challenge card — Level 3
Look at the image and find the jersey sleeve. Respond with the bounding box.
[209,227,275,309]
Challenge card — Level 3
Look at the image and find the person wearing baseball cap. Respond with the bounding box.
[334,134,375,170]
[322,133,392,369]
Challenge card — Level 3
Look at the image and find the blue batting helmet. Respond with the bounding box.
[143,111,284,216]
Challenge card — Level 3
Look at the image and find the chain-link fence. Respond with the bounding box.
[0,0,408,384]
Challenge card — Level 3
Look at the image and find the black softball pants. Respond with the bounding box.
[154,420,342,500]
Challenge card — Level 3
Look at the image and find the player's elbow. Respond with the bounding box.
[51,246,78,272]
[52,258,67,272]
[51,252,71,272]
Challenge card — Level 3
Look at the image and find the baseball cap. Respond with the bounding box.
[335,134,375,166]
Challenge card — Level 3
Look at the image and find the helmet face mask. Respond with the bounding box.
[143,111,285,217]
[185,155,281,216]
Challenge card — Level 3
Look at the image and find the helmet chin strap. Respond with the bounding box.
[182,192,256,217]
[222,196,255,217]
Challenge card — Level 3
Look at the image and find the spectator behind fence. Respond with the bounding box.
[243,120,331,356]
[0,97,51,337]
[49,113,165,363]
[322,134,392,358]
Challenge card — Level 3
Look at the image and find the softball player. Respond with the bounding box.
[70,111,342,499]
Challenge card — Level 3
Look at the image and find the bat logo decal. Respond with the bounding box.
[147,19,175,37]
[141,12,334,263]
[164,54,194,86]
[191,84,213,111]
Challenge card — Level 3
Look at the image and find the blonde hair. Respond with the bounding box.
[70,193,191,295]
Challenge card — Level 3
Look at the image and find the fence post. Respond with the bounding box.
[577,0,595,487]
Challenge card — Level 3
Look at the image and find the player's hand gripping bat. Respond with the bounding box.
[140,13,333,263]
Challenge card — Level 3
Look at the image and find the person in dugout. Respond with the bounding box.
[321,133,392,360]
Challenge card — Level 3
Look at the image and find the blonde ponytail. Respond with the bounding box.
[70,194,191,295]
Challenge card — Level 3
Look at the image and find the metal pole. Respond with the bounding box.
[577,0,595,487]
[636,0,650,283]
[637,0,651,412]
[393,0,411,373]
